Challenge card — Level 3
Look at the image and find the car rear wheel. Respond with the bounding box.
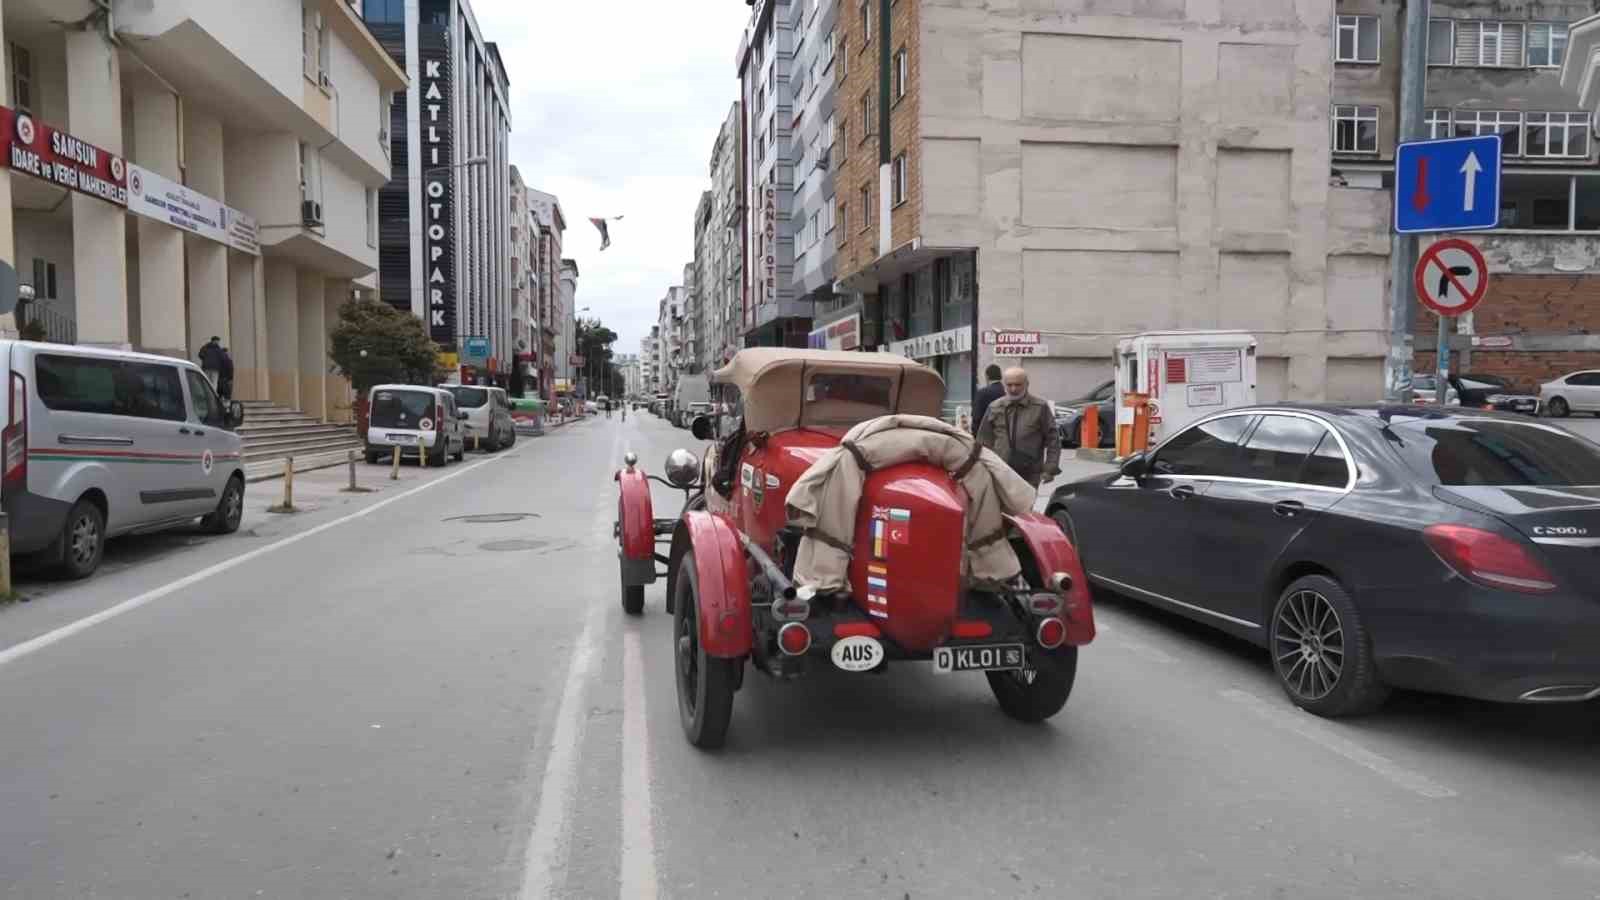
[673,552,737,749]
[987,648,1077,722]
[1269,575,1389,717]
[1548,396,1570,417]
[203,476,245,535]
[53,498,106,580]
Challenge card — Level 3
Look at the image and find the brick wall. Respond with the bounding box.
[889,0,919,252]
[1414,350,1596,390]
[1410,273,1600,388]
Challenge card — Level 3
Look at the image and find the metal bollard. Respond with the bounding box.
[269,456,297,513]
[391,446,400,480]
[1080,404,1099,449]
[419,441,428,468]
[474,432,481,452]
[0,510,12,600]
[348,449,357,489]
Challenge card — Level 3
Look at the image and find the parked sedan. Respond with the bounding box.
[1054,380,1116,449]
[1046,405,1600,716]
[1539,369,1600,417]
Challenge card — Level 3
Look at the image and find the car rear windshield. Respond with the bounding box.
[370,390,435,429]
[801,373,893,425]
[445,386,489,408]
[1389,418,1600,486]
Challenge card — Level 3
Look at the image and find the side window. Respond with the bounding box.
[1570,372,1600,386]
[1302,432,1352,489]
[36,354,121,415]
[123,363,187,421]
[1238,415,1334,484]
[1151,415,1254,478]
[184,369,225,427]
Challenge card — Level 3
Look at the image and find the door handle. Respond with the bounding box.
[1273,500,1305,517]
[1169,484,1196,500]
[178,427,192,435]
[193,430,206,437]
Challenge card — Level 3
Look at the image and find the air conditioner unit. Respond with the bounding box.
[301,200,323,227]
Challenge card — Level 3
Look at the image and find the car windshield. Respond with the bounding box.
[1388,417,1600,486]
[369,389,434,428]
[800,372,894,426]
[446,386,489,408]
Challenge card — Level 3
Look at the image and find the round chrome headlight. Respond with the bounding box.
[664,449,701,488]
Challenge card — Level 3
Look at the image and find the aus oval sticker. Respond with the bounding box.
[830,635,883,672]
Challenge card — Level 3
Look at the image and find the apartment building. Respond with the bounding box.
[559,256,578,395]
[0,0,406,423]
[790,0,842,315]
[642,325,661,394]
[363,0,513,383]
[508,165,536,395]
[528,189,567,398]
[693,190,717,371]
[708,101,743,367]
[1336,0,1600,387]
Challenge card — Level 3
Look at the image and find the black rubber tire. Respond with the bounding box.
[53,498,106,580]
[673,552,737,749]
[486,431,502,453]
[428,440,447,467]
[1269,574,1389,718]
[453,442,465,462]
[987,648,1078,723]
[365,450,382,464]
[202,476,245,535]
[1049,509,1077,546]
[1548,396,1570,418]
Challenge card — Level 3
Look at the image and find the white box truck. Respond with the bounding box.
[1114,331,1257,447]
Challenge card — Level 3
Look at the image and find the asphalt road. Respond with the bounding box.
[2,413,1597,899]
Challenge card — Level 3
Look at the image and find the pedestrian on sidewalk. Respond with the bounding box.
[976,366,1060,489]
[198,336,224,387]
[971,364,1004,434]
[218,346,236,401]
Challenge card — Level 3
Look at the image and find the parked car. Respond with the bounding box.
[1046,404,1600,716]
[1054,380,1116,448]
[3,340,247,578]
[1410,374,1459,406]
[1538,369,1600,417]
[443,384,516,451]
[364,385,466,466]
[615,348,1096,749]
[1453,373,1539,416]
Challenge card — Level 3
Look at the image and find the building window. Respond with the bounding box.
[1425,108,1451,139]
[1525,112,1590,158]
[303,4,329,84]
[1528,23,1569,68]
[894,47,908,100]
[860,1,871,44]
[1335,15,1379,63]
[860,91,873,141]
[892,153,907,206]
[9,43,31,115]
[838,199,848,235]
[1453,21,1526,68]
[824,29,836,69]
[824,195,835,233]
[1331,105,1379,154]
[1427,19,1454,65]
[860,184,872,232]
[1455,109,1523,156]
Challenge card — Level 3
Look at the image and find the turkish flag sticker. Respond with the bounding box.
[888,523,911,545]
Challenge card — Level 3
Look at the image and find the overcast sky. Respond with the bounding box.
[472,0,753,356]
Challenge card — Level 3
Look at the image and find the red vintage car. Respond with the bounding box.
[615,349,1095,748]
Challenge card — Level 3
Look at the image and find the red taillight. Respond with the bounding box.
[435,403,445,430]
[777,622,811,656]
[951,620,993,639]
[1423,525,1558,594]
[1036,617,1067,649]
[3,371,25,491]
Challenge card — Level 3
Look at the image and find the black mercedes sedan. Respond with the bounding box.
[1046,405,1600,717]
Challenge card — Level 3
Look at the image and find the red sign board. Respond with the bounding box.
[0,107,127,206]
[1414,238,1488,317]
[1165,357,1187,384]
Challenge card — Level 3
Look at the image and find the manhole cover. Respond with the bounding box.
[480,539,550,552]
[446,513,541,524]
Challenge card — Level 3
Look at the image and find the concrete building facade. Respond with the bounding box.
[834,0,1392,409]
[558,256,577,394]
[1337,0,1600,388]
[0,0,406,425]
[363,0,513,383]
[708,101,744,368]
[508,164,535,394]
[790,0,842,314]
[528,189,567,397]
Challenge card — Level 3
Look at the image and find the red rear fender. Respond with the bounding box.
[674,511,753,659]
[615,466,654,561]
[1007,513,1096,646]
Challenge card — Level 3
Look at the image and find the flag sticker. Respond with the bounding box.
[867,564,888,576]
[889,508,911,521]
[867,576,888,591]
[871,519,887,559]
[868,608,889,619]
[888,521,911,546]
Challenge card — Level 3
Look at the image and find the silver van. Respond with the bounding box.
[2,340,247,578]
[442,384,516,451]
[363,384,465,466]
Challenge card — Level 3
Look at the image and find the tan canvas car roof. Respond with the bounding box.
[711,348,946,432]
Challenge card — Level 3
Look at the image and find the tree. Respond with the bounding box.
[575,317,619,396]
[328,299,441,432]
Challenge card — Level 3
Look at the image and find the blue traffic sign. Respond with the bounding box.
[463,336,491,363]
[1394,135,1501,234]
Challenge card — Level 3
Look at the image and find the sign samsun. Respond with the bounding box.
[420,39,456,343]
[0,107,127,205]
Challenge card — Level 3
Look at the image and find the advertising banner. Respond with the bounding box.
[126,163,259,256]
[419,32,456,343]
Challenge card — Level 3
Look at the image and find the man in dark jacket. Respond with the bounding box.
[977,367,1061,489]
[971,364,1004,434]
[218,347,236,400]
[198,336,224,387]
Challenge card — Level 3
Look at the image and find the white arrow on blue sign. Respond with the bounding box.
[1394,135,1502,234]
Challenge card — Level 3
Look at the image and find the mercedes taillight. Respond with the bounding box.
[2,371,25,497]
[1423,524,1558,594]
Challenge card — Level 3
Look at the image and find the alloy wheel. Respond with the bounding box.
[70,514,100,566]
[1273,589,1345,701]
[224,484,243,526]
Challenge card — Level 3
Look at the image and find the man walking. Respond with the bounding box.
[197,336,224,388]
[217,346,236,401]
[976,366,1061,489]
[971,364,1004,434]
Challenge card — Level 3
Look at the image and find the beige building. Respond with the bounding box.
[835,0,1392,407]
[0,0,405,425]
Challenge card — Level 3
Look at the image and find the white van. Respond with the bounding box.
[363,384,466,466]
[2,340,247,578]
[442,383,516,451]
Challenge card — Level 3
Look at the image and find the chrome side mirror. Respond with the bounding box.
[664,449,701,488]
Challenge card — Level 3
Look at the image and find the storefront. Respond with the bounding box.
[877,252,977,419]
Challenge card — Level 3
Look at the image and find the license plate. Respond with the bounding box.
[932,643,1025,674]
[387,433,417,444]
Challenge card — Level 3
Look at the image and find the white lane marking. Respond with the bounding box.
[519,422,623,899]
[1562,852,1600,869]
[620,628,658,900]
[1220,689,1458,800]
[0,446,524,669]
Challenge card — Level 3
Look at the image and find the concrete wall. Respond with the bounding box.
[13,212,77,322]
[265,260,300,408]
[903,0,1388,404]
[113,0,304,107]
[325,15,391,175]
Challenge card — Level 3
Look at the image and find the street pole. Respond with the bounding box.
[1385,0,1429,403]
